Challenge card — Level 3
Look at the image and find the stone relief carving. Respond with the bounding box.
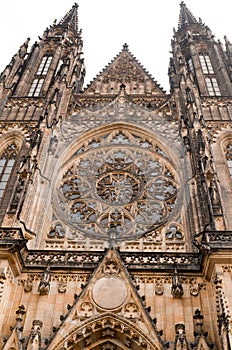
[171,268,184,298]
[27,320,43,350]
[57,280,67,293]
[0,270,6,303]
[20,272,90,294]
[78,301,95,319]
[38,266,51,295]
[123,302,140,320]
[103,260,120,275]
[24,277,33,293]
[154,279,164,295]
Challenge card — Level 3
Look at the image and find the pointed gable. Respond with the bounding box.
[84,44,166,96]
[48,249,164,350]
[2,328,20,350]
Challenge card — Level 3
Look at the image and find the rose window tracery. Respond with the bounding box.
[54,129,179,241]
[96,160,142,205]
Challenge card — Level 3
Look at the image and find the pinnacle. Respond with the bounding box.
[178,2,198,29]
[58,3,79,33]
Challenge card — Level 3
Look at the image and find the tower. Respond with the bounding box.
[0,2,232,350]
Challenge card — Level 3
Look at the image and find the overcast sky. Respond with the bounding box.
[0,0,232,92]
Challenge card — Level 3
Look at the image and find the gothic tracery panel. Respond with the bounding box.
[53,128,180,241]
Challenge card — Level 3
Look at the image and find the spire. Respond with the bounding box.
[178,1,198,29]
[57,3,79,33]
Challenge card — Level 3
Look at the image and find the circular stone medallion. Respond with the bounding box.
[92,276,127,309]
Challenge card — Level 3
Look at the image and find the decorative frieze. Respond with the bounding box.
[20,249,202,270]
[121,252,202,270]
[19,272,90,294]
[0,228,24,240]
[205,231,232,246]
[222,265,232,272]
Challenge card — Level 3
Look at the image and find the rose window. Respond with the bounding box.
[54,131,179,241]
[96,160,142,205]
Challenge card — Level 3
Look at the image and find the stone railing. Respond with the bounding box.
[20,249,201,271]
[2,228,232,271]
[21,250,105,268]
[120,252,201,271]
[0,228,24,240]
[204,231,232,247]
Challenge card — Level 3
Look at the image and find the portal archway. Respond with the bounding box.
[50,313,163,350]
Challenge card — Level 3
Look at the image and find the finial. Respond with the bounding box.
[224,35,231,46]
[108,225,117,248]
[123,43,129,51]
[120,83,126,90]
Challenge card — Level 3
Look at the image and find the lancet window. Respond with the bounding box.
[187,58,195,75]
[0,143,18,199]
[199,54,221,96]
[205,77,221,96]
[28,55,52,97]
[225,143,232,177]
[199,54,214,74]
[28,78,44,97]
[36,56,53,75]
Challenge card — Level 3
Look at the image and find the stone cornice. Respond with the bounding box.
[1,228,232,277]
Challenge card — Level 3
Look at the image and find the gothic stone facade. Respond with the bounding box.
[1,2,232,349]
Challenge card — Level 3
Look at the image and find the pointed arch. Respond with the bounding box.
[0,143,18,200]
[225,142,232,177]
[210,129,232,229]
[48,313,163,350]
[0,132,23,202]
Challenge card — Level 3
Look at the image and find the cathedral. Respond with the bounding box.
[1,2,232,349]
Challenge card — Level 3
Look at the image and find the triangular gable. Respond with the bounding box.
[193,335,213,350]
[84,44,166,97]
[2,328,20,350]
[48,248,164,350]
